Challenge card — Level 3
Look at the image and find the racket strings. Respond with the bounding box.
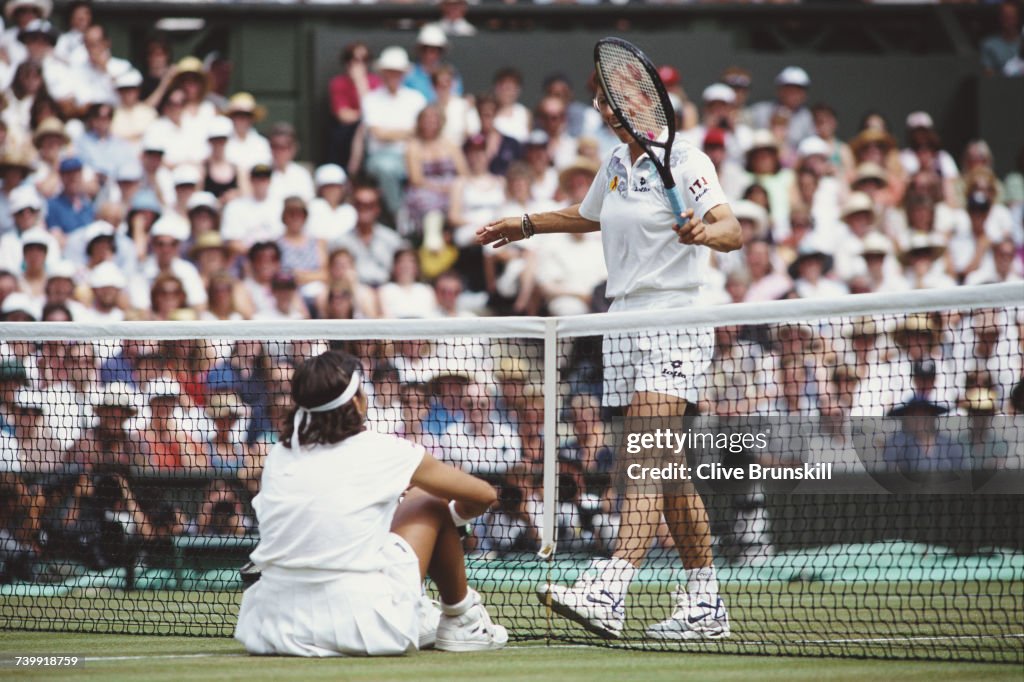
[596,43,667,141]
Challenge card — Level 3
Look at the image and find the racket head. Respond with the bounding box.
[593,37,676,150]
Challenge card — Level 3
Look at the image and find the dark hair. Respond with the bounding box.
[341,41,370,65]
[41,302,72,322]
[248,241,281,263]
[281,350,366,448]
[11,61,48,101]
[493,67,522,86]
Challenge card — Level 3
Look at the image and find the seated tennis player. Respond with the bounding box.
[235,350,508,656]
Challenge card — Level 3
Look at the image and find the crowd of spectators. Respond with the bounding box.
[0,0,1023,580]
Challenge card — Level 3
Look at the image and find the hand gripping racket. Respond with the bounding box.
[594,37,686,225]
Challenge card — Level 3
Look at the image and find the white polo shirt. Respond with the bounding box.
[579,139,729,299]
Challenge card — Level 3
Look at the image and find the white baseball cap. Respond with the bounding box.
[149,214,190,241]
[841,191,876,219]
[314,163,347,188]
[14,388,46,413]
[417,24,448,48]
[186,191,219,213]
[83,220,116,245]
[376,46,411,72]
[172,164,201,187]
[115,68,143,89]
[8,185,43,214]
[905,111,934,129]
[20,227,50,249]
[796,136,830,158]
[775,66,810,88]
[46,260,77,281]
[116,160,144,183]
[141,129,167,154]
[1,292,41,320]
[207,116,233,140]
[701,83,736,104]
[88,261,126,289]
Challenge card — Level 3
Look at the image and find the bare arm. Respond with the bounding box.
[673,203,743,253]
[476,203,599,249]
[410,454,498,519]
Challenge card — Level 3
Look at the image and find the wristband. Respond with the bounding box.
[449,499,473,527]
[521,213,536,239]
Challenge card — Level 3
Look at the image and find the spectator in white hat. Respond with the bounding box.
[141,378,207,472]
[131,214,207,311]
[789,234,848,299]
[43,259,87,320]
[86,260,127,322]
[15,227,51,305]
[224,92,272,174]
[201,116,245,203]
[404,24,463,105]
[308,163,356,242]
[899,111,959,187]
[138,130,175,205]
[361,46,428,216]
[0,185,60,273]
[0,291,42,321]
[185,191,220,249]
[748,66,815,149]
[16,20,75,109]
[1,0,51,72]
[267,121,314,203]
[170,164,201,219]
[681,83,750,166]
[111,68,157,146]
[221,163,284,253]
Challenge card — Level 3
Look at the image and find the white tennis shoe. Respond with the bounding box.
[536,575,626,639]
[435,590,508,652]
[418,595,442,650]
[645,589,731,641]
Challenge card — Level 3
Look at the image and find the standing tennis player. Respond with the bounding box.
[235,350,508,656]
[477,87,741,640]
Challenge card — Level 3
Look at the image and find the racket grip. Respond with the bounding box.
[666,185,687,227]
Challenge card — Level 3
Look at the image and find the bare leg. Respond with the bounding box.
[663,488,713,569]
[390,488,468,606]
[611,391,692,568]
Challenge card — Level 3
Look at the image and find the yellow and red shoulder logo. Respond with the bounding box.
[609,176,619,192]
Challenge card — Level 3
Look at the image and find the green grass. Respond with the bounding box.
[0,632,1021,681]
[2,580,1021,664]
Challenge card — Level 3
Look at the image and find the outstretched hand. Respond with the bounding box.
[476,217,526,249]
[673,209,708,245]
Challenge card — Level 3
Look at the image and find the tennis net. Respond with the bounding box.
[0,282,1021,662]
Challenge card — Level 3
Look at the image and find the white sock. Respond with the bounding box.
[441,588,479,616]
[685,565,719,601]
[590,557,638,599]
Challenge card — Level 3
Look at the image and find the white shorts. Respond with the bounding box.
[601,289,714,408]
[234,533,422,657]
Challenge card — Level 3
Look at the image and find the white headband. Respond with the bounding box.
[292,370,361,451]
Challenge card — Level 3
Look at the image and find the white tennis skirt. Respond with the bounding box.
[234,533,422,657]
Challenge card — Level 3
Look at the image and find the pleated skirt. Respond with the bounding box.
[234,533,421,657]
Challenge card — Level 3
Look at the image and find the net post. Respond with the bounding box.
[538,318,558,560]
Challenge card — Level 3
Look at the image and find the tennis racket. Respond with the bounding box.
[594,37,686,225]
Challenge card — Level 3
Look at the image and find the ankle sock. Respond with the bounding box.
[441,588,479,616]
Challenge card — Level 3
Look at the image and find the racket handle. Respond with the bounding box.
[666,185,687,227]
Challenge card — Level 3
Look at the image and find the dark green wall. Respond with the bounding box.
[89,3,1022,174]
